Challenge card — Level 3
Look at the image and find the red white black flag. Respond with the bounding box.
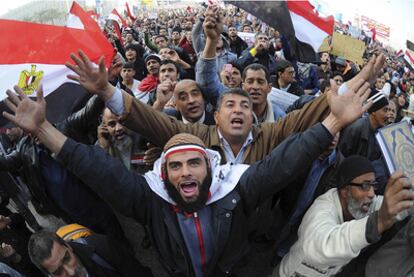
[226,0,334,62]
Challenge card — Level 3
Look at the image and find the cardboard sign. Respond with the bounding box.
[268,88,299,112]
[331,32,366,65]
[318,36,331,53]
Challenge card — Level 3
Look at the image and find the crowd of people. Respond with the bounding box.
[0,2,413,277]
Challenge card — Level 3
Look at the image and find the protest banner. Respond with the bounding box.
[238,31,256,48]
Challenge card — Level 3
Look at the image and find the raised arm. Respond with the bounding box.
[3,87,150,223]
[195,5,227,106]
[269,53,386,148]
[239,78,373,212]
[63,50,209,148]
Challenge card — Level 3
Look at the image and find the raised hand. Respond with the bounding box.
[203,5,224,41]
[347,53,386,90]
[377,171,414,233]
[323,78,372,135]
[66,50,114,101]
[3,86,46,136]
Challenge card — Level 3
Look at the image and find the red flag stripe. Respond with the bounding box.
[69,2,101,32]
[0,19,113,66]
[286,0,334,35]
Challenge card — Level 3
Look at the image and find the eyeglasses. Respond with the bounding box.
[349,181,378,191]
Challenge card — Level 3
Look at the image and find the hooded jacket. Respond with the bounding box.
[57,122,333,276]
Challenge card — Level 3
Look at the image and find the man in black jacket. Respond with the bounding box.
[3,62,372,276]
[0,96,124,239]
[227,26,248,57]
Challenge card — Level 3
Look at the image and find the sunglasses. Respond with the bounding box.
[349,181,378,191]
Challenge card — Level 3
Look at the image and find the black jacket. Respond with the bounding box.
[338,116,382,161]
[229,36,248,57]
[0,96,104,217]
[57,123,333,276]
[236,47,277,75]
[70,234,152,277]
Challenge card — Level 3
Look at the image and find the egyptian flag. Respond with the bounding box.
[407,40,414,52]
[126,2,136,22]
[0,2,114,125]
[108,8,126,44]
[226,0,334,62]
[404,50,414,70]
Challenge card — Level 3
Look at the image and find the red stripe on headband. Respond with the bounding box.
[165,147,206,159]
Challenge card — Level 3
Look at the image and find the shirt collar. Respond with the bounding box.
[217,129,253,148]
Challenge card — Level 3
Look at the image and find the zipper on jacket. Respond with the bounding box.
[193,212,206,276]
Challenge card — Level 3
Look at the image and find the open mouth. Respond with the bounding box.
[179,182,198,198]
[361,202,372,213]
[115,133,125,140]
[230,118,244,128]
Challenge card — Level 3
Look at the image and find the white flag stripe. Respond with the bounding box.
[66,14,85,30]
[289,11,328,52]
[0,64,77,99]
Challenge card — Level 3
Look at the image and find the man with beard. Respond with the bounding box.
[98,108,148,173]
[236,32,277,75]
[227,26,248,57]
[3,71,378,276]
[277,156,414,277]
[28,231,152,277]
[137,54,161,95]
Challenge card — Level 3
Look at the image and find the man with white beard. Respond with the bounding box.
[97,108,148,173]
[276,155,414,277]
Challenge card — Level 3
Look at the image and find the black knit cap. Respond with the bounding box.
[336,155,375,188]
[368,89,388,113]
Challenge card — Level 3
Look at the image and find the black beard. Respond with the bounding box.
[164,171,212,214]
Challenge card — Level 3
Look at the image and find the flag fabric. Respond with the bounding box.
[225,0,334,62]
[370,27,377,41]
[404,50,414,70]
[126,2,136,21]
[109,8,128,28]
[396,49,404,58]
[407,40,414,52]
[0,2,114,125]
[67,1,101,32]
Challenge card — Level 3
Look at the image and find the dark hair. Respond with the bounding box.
[28,231,67,271]
[160,59,180,73]
[242,63,270,83]
[216,88,252,111]
[332,71,343,78]
[275,60,293,78]
[320,79,331,94]
[122,61,136,70]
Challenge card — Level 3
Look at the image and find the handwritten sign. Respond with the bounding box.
[331,32,366,65]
